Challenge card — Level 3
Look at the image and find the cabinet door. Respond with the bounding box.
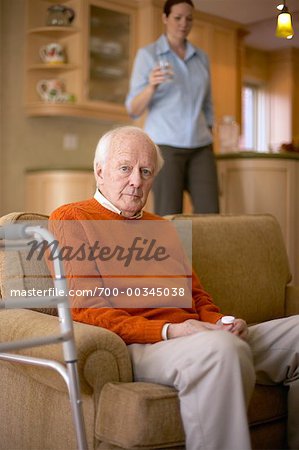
[84,0,137,113]
[218,158,298,284]
[219,160,290,234]
[210,25,240,122]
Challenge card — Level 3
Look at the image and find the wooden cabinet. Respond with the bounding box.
[25,0,137,121]
[25,0,82,116]
[25,169,154,215]
[217,154,299,284]
[25,170,96,215]
[25,0,244,125]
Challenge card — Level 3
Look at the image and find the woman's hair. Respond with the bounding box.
[163,0,194,17]
[93,126,164,176]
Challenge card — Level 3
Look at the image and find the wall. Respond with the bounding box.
[268,49,293,145]
[189,15,242,128]
[243,47,269,83]
[0,0,130,216]
[243,46,299,147]
[292,49,299,143]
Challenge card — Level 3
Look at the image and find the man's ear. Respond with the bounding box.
[95,163,104,186]
[162,13,167,25]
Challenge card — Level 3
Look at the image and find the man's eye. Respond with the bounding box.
[120,166,129,173]
[141,168,152,177]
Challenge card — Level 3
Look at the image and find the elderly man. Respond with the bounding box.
[50,126,299,450]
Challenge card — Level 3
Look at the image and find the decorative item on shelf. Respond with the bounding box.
[218,115,240,153]
[92,66,125,79]
[276,0,294,39]
[36,78,75,103]
[46,4,75,27]
[268,143,281,153]
[280,141,299,153]
[39,43,66,64]
[89,37,123,58]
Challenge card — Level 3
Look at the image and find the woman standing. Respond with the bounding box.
[126,0,219,215]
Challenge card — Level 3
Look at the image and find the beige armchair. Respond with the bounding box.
[0,212,298,450]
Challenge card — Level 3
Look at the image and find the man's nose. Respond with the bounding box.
[129,167,142,187]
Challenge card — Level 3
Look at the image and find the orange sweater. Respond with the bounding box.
[49,198,222,344]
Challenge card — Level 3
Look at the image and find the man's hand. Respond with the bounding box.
[167,318,249,340]
[167,319,220,339]
[217,318,249,341]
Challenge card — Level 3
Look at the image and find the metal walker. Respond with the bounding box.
[0,223,88,450]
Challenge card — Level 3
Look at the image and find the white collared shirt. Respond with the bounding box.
[94,189,143,219]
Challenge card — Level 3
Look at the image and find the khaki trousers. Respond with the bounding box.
[128,316,299,450]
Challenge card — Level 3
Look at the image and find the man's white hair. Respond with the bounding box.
[93,126,164,176]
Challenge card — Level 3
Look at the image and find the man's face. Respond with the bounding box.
[96,133,157,217]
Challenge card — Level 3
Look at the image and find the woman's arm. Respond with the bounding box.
[128,66,166,117]
[126,47,166,118]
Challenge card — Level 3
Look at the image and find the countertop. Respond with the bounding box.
[216,151,299,161]
[26,152,299,173]
[26,167,93,173]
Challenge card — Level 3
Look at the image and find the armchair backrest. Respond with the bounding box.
[167,214,291,324]
[0,212,57,315]
[1,212,291,325]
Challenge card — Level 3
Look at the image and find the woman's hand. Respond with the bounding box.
[128,66,166,116]
[128,63,173,116]
[148,66,167,87]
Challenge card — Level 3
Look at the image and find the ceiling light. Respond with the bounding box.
[276,0,294,39]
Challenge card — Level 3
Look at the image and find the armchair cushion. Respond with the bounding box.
[96,381,288,449]
[96,382,184,449]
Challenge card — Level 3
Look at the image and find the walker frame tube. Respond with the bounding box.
[0,224,88,450]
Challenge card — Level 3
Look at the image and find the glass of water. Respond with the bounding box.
[157,56,174,82]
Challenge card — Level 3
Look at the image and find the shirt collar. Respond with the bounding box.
[156,34,171,55]
[156,34,198,61]
[94,189,143,219]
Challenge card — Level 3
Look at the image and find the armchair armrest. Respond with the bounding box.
[0,309,132,395]
[285,285,299,316]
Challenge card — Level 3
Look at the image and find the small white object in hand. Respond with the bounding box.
[221,315,235,325]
